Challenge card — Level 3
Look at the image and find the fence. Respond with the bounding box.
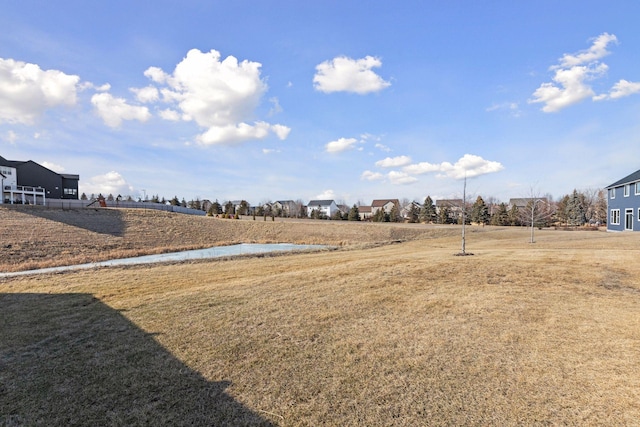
[41,199,207,216]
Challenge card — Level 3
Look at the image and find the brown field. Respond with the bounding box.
[2,207,640,426]
[0,206,443,273]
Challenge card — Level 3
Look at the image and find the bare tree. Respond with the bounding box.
[519,187,555,243]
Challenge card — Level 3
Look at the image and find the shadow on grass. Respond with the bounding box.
[7,205,126,236]
[0,293,276,426]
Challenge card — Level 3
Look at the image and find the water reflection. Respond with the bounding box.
[1,243,328,278]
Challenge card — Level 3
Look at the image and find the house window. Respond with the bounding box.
[611,209,620,225]
[636,182,640,195]
[63,188,77,196]
[609,188,615,199]
[624,185,630,197]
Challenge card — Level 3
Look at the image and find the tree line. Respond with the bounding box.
[80,188,608,226]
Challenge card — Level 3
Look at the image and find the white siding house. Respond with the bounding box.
[307,200,339,218]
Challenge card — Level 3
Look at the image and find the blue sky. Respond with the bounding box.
[2,1,640,205]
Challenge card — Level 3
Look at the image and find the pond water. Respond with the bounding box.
[0,243,329,278]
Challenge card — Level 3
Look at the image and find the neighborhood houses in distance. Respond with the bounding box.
[2,154,638,233]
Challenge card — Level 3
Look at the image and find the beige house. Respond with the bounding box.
[371,199,400,216]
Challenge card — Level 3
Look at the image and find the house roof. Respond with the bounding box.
[606,169,640,189]
[60,174,80,180]
[359,206,372,213]
[0,155,23,168]
[308,199,335,206]
[371,199,399,207]
[435,199,462,207]
[509,197,549,207]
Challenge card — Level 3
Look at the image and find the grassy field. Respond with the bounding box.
[1,207,640,425]
[0,206,442,272]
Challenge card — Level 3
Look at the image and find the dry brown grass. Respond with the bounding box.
[2,211,640,425]
[0,205,448,273]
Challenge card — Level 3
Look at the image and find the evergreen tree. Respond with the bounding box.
[508,205,520,226]
[408,203,420,223]
[471,196,489,224]
[348,204,360,221]
[438,206,450,224]
[224,201,234,215]
[389,204,401,222]
[80,192,88,200]
[491,203,509,226]
[566,189,586,226]
[330,209,343,220]
[189,198,202,210]
[372,207,385,222]
[239,200,249,215]
[555,195,570,225]
[420,196,436,223]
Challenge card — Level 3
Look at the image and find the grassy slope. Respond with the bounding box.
[1,208,640,425]
[0,206,447,272]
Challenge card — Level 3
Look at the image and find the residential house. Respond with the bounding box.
[358,205,372,221]
[605,168,640,231]
[307,199,339,218]
[1,155,79,204]
[273,200,300,217]
[371,199,400,216]
[508,198,549,210]
[401,201,422,220]
[435,199,463,223]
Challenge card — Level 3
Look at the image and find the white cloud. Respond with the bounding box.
[529,63,607,112]
[375,155,412,168]
[361,170,384,181]
[271,124,291,140]
[558,33,617,68]
[0,57,80,124]
[594,79,640,101]
[316,189,335,199]
[262,148,280,155]
[313,55,391,94]
[403,154,504,180]
[41,161,65,173]
[325,137,359,153]
[268,97,282,116]
[143,66,168,84]
[159,108,181,121]
[196,121,289,145]
[388,171,418,185]
[91,92,151,128]
[3,130,18,144]
[528,33,640,112]
[130,85,159,103]
[486,102,521,117]
[80,171,135,197]
[375,143,391,152]
[144,48,289,145]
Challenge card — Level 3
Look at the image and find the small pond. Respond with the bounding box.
[0,243,329,278]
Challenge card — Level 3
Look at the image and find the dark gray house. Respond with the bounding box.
[0,155,79,203]
[605,168,640,232]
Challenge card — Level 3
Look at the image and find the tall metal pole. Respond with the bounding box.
[461,176,466,254]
